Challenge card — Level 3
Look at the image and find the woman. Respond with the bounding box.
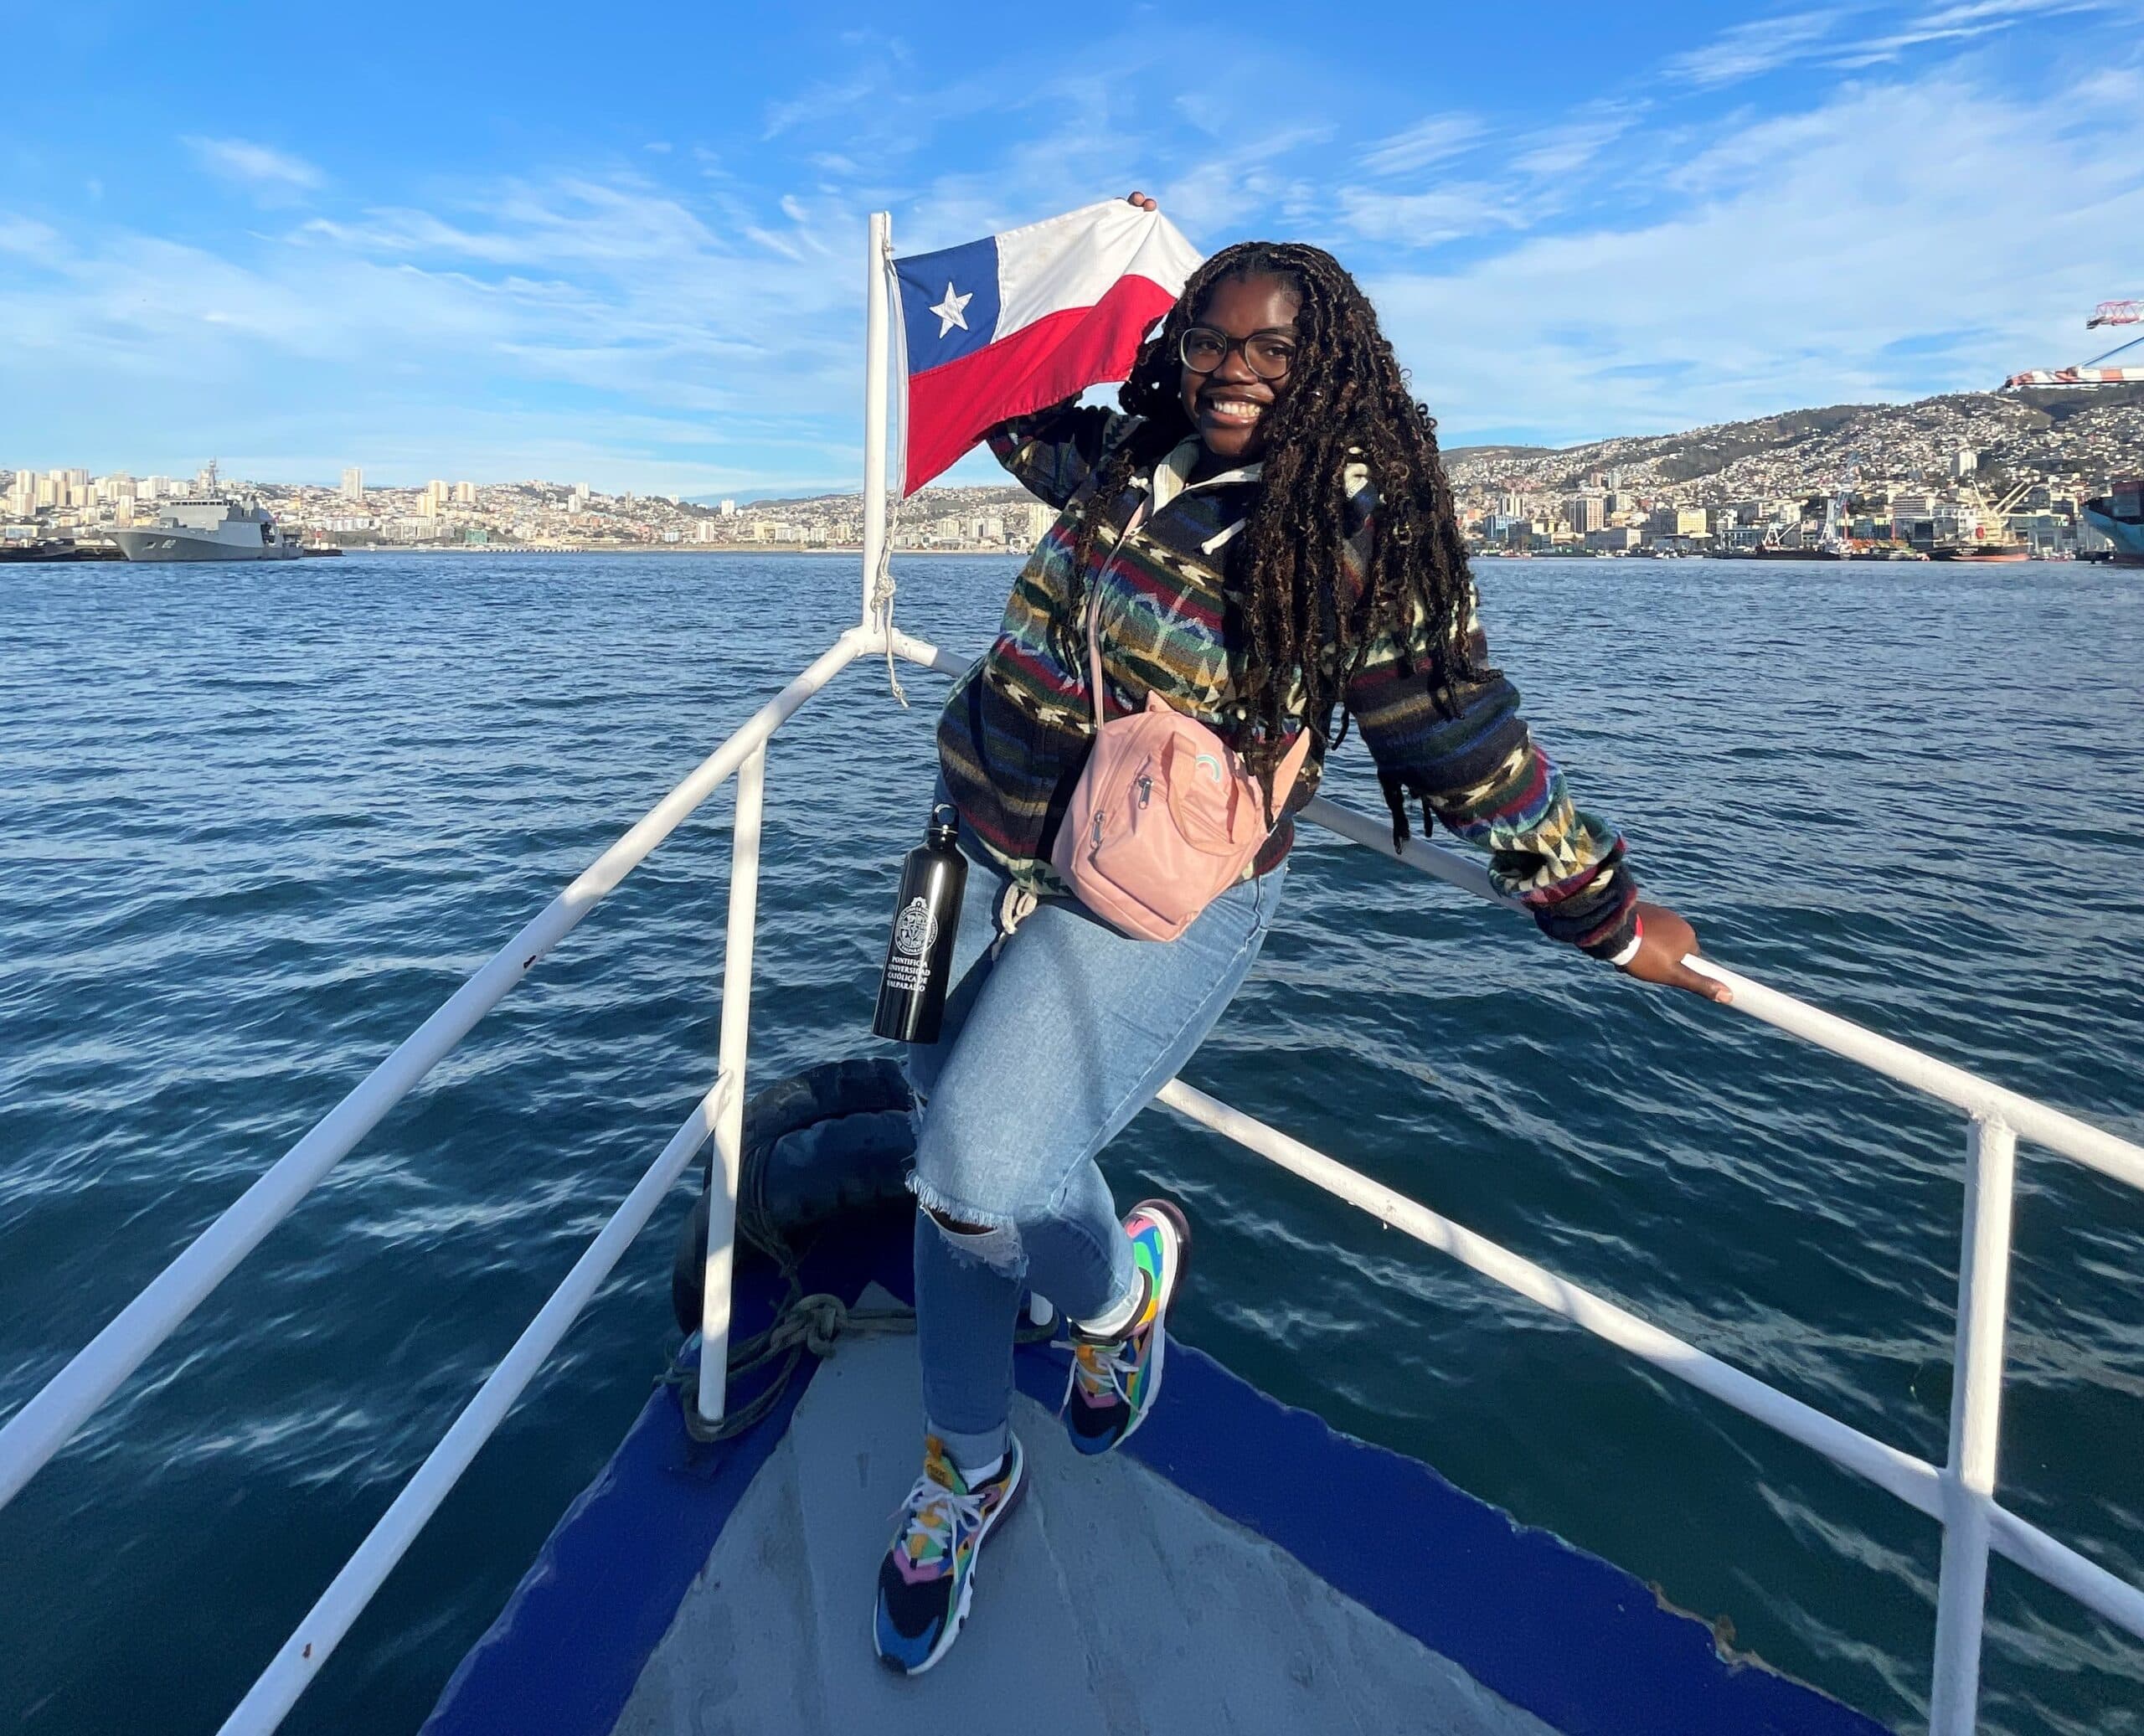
[874,193,1727,1677]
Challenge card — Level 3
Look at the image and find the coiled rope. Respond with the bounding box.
[663,1088,1051,1444]
[872,492,908,708]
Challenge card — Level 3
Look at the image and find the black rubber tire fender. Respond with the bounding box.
[669,1057,916,1334]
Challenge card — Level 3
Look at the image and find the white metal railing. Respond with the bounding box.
[0,620,2139,1735]
[219,1073,735,1732]
[0,624,872,1518]
[1157,1074,2141,1700]
[1255,790,2144,1723]
[696,743,765,1424]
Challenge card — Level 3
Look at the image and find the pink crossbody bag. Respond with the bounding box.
[1050,502,1312,941]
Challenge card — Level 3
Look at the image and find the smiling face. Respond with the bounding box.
[1178,270,1302,470]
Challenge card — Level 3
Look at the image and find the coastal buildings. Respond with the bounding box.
[8,387,2141,559]
[1447,385,2144,556]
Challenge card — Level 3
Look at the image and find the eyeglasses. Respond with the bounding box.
[1178,325,1298,381]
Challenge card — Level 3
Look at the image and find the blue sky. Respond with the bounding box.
[4,1,2141,495]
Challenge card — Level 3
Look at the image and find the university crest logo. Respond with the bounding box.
[893,897,936,958]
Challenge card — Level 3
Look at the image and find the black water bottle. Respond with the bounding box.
[872,804,967,1043]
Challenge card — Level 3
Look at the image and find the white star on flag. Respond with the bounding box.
[929,282,973,337]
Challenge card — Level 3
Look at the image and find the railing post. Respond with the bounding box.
[861,209,891,634]
[1929,1113,2018,1735]
[696,745,767,1425]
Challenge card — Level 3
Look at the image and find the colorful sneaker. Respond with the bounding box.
[873,1433,1026,1676]
[1064,1198,1189,1456]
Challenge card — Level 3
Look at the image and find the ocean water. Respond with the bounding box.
[2,550,2141,1735]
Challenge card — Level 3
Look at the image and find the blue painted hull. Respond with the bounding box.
[2085,491,2144,564]
[423,1210,1889,1736]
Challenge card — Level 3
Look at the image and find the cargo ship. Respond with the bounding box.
[1729,539,1846,560]
[1929,542,2031,564]
[1929,479,2032,563]
[2084,477,2144,566]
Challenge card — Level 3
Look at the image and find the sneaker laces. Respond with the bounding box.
[1069,1335,1141,1406]
[891,1471,986,1569]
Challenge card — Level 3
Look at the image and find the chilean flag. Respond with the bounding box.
[894,200,1203,496]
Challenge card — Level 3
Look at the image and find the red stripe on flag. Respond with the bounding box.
[904,273,1182,495]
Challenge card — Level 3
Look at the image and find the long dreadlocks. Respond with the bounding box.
[1060,240,1486,817]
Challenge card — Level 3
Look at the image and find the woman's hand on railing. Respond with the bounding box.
[1620,900,1732,1004]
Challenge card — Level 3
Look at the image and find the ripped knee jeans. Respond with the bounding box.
[902,857,1286,1465]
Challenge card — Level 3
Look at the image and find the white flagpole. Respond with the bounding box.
[861,210,891,632]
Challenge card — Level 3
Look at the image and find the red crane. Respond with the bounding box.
[2004,300,2144,387]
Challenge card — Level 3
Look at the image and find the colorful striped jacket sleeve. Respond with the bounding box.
[1339,482,1641,960]
[985,402,1133,508]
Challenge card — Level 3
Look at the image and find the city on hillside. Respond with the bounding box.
[0,466,1058,558]
[8,385,2142,561]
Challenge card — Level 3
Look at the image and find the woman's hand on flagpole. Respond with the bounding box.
[1126,190,1157,211]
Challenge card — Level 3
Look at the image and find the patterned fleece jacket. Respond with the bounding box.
[934,401,1640,959]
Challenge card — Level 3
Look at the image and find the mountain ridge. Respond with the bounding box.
[1437,384,2144,497]
[711,384,2144,518]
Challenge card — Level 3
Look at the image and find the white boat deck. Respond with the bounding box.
[613,1289,1554,1736]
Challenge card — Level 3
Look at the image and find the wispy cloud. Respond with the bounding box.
[761,75,885,141]
[1359,114,1484,178]
[1834,0,2126,65]
[1510,106,1643,177]
[1333,184,1525,247]
[1323,101,1646,254]
[1663,8,1851,87]
[1662,0,2131,88]
[0,215,64,257]
[0,162,873,487]
[183,136,323,202]
[1367,69,2144,443]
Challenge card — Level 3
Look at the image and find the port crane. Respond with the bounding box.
[2005,298,2144,387]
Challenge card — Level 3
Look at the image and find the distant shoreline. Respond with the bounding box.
[314,545,2095,564]
[329,543,1021,557]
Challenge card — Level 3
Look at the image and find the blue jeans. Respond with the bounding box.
[904,863,1286,1466]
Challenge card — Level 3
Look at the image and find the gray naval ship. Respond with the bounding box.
[110,462,302,563]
